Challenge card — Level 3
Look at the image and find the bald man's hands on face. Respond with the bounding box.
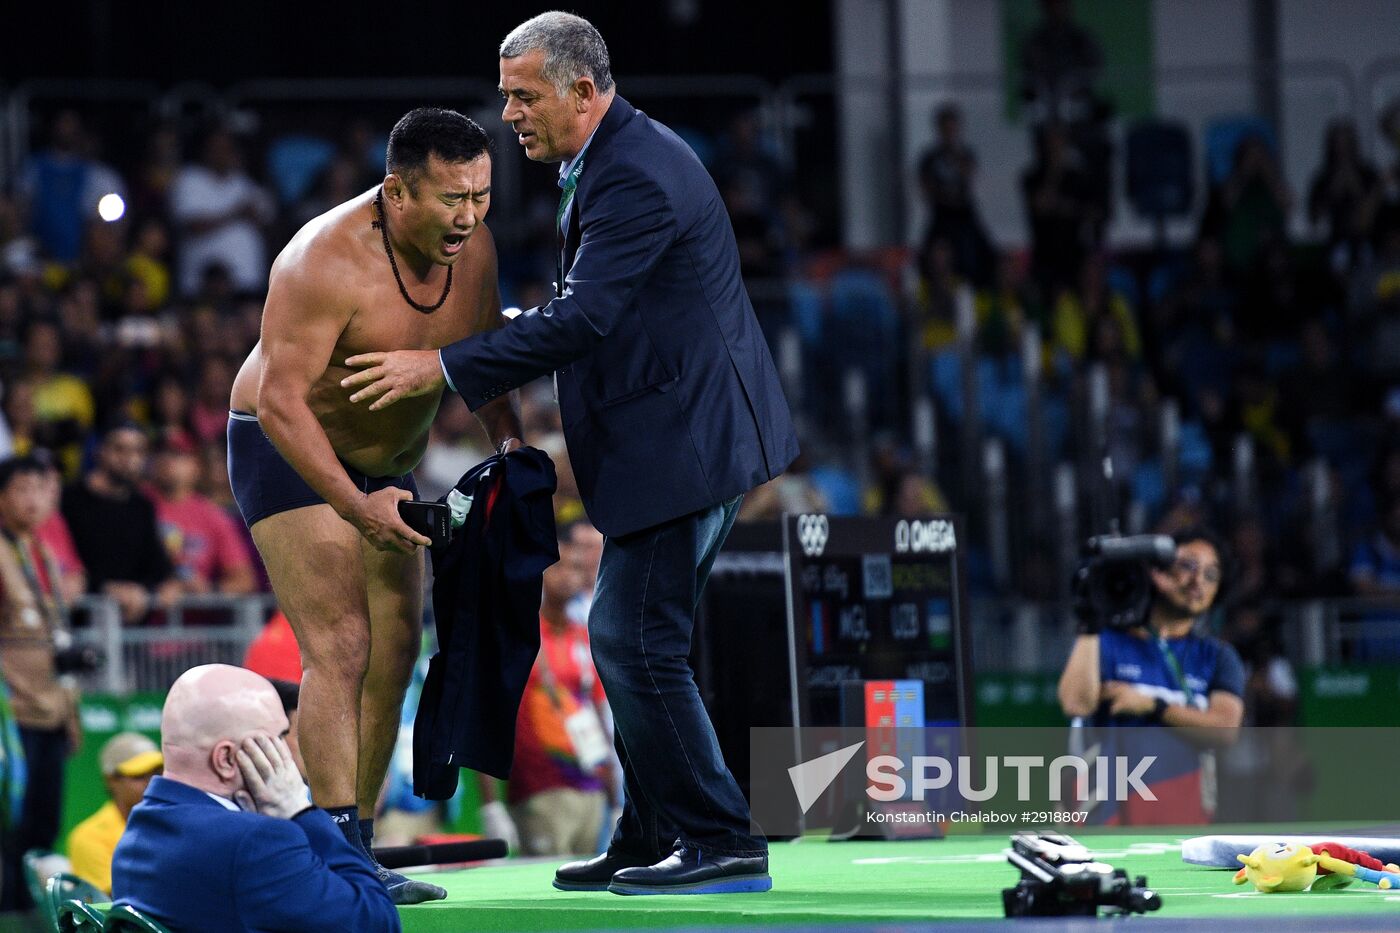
[233,732,312,820]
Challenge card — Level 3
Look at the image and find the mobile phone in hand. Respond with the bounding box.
[397,499,452,548]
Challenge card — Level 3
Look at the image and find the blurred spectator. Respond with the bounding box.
[911,236,961,351]
[293,156,363,229]
[565,520,604,627]
[148,436,257,595]
[416,394,491,501]
[1201,135,1291,276]
[1350,226,1400,376]
[1281,321,1356,438]
[916,104,993,285]
[124,218,173,310]
[1022,124,1098,300]
[23,318,95,479]
[974,253,1030,359]
[0,455,81,911]
[53,280,104,379]
[1235,362,1292,468]
[1309,119,1382,272]
[711,110,786,219]
[1238,239,1314,345]
[1227,603,1298,726]
[189,355,237,445]
[1050,255,1140,364]
[737,457,829,522]
[1349,496,1400,598]
[61,424,181,623]
[723,178,785,282]
[517,376,563,441]
[1228,515,1278,608]
[34,454,86,604]
[16,111,124,264]
[170,128,275,296]
[67,732,163,895]
[1021,0,1103,128]
[479,527,617,856]
[536,432,585,526]
[1347,495,1400,660]
[128,125,181,222]
[149,374,193,448]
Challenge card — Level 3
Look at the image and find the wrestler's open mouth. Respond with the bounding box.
[443,233,466,254]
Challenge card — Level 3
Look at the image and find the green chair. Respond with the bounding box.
[56,898,107,932]
[44,873,107,933]
[104,904,172,933]
[22,848,60,919]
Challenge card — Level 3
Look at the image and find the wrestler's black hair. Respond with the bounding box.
[386,108,492,189]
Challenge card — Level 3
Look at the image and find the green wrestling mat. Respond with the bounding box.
[394,831,1400,931]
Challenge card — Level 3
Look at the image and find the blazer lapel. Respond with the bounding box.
[563,96,636,272]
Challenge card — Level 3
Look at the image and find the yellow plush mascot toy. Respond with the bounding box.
[1233,843,1319,893]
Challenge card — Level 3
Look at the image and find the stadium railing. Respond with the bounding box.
[66,594,276,696]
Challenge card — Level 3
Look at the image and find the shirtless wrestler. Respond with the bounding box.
[227,108,521,904]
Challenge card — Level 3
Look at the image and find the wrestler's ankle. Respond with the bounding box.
[325,804,363,850]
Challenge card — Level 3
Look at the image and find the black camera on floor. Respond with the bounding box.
[1002,831,1161,918]
[1071,534,1178,632]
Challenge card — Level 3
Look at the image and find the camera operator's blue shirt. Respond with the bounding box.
[1080,628,1244,825]
[1096,629,1245,721]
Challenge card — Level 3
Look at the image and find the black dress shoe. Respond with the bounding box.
[553,851,661,891]
[608,847,772,895]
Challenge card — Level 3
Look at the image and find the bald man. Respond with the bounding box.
[111,665,400,933]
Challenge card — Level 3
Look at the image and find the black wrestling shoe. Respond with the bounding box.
[553,851,662,892]
[607,847,772,895]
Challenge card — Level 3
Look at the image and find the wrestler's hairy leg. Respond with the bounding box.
[250,504,371,807]
[355,538,423,814]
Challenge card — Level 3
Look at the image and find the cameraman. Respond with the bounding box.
[0,454,83,909]
[1057,527,1244,824]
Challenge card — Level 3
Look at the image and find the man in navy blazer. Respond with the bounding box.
[342,12,797,895]
[111,665,400,932]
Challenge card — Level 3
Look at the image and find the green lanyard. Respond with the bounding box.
[555,152,587,298]
[1156,636,1195,706]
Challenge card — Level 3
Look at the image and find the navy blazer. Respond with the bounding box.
[111,776,399,933]
[415,448,558,796]
[441,95,799,537]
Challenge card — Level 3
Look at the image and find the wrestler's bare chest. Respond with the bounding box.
[333,276,478,364]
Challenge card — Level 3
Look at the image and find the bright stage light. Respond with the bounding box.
[97,193,126,222]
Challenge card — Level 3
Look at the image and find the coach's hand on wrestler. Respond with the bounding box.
[343,487,433,554]
[1101,680,1157,717]
[341,350,444,411]
[233,732,312,820]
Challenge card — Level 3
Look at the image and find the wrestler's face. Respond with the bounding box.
[500,50,587,163]
[395,153,492,265]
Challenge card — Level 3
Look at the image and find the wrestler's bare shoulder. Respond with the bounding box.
[266,188,379,297]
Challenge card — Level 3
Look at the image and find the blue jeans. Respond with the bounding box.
[588,495,766,858]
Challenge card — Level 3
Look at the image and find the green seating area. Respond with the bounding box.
[25,851,170,933]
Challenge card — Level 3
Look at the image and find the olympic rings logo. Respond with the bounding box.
[796,514,830,557]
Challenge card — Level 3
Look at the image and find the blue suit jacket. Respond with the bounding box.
[111,777,399,933]
[441,95,799,537]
